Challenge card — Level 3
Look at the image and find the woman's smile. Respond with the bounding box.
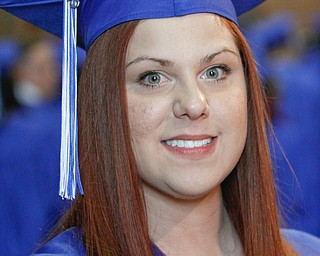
[161,135,217,160]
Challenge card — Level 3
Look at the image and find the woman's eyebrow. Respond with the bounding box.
[126,48,238,68]
[200,48,238,66]
[126,56,173,68]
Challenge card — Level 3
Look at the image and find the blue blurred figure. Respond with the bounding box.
[271,49,320,237]
[11,39,62,109]
[0,99,68,255]
[0,38,70,255]
[245,12,320,237]
[0,37,21,121]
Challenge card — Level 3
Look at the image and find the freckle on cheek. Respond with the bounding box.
[128,104,154,138]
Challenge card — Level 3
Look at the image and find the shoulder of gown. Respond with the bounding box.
[33,227,320,255]
[31,227,85,255]
[281,228,320,256]
[31,227,164,256]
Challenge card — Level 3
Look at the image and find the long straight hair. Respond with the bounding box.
[220,19,296,255]
[60,16,297,255]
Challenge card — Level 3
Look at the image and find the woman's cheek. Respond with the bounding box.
[128,98,164,139]
[211,94,247,134]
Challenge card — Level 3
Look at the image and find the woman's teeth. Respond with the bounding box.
[163,138,212,148]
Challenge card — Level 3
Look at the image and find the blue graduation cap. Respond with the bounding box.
[0,0,265,199]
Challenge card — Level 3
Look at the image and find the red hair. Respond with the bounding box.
[59,17,297,255]
[220,19,296,255]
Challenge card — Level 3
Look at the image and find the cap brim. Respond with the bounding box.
[232,0,265,16]
[1,1,63,39]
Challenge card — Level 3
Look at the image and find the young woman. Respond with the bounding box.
[2,0,320,255]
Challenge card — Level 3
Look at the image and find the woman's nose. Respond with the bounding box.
[173,80,210,120]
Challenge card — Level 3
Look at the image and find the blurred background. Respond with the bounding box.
[0,0,319,255]
[239,0,320,240]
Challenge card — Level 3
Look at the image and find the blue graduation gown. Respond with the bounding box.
[32,227,320,255]
[0,100,69,256]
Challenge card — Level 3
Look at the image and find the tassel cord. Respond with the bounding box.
[60,0,83,200]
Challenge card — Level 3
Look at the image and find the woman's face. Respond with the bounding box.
[125,14,247,199]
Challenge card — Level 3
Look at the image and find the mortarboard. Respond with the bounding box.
[0,0,265,199]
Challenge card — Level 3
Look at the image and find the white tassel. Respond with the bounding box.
[59,0,83,200]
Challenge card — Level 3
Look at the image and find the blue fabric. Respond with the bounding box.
[0,100,69,256]
[32,227,165,255]
[32,227,320,255]
[270,49,320,237]
[0,37,21,122]
[282,229,320,255]
[244,15,320,236]
[244,12,296,78]
[1,0,264,50]
[0,37,20,77]
[32,227,85,255]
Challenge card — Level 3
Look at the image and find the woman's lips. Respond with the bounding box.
[162,137,212,148]
[161,136,217,160]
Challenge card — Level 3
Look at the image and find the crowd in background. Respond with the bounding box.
[0,10,319,256]
[0,38,68,255]
[0,37,85,255]
[243,11,320,237]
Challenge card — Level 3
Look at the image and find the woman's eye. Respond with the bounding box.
[147,73,161,84]
[138,71,170,88]
[200,65,231,82]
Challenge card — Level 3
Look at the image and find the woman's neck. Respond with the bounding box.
[144,185,243,256]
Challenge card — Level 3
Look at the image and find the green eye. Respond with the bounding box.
[138,71,171,89]
[205,67,220,79]
[147,73,161,84]
[200,65,231,82]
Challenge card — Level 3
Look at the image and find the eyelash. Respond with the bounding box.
[137,65,232,88]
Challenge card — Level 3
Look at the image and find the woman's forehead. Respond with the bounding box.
[127,14,237,62]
